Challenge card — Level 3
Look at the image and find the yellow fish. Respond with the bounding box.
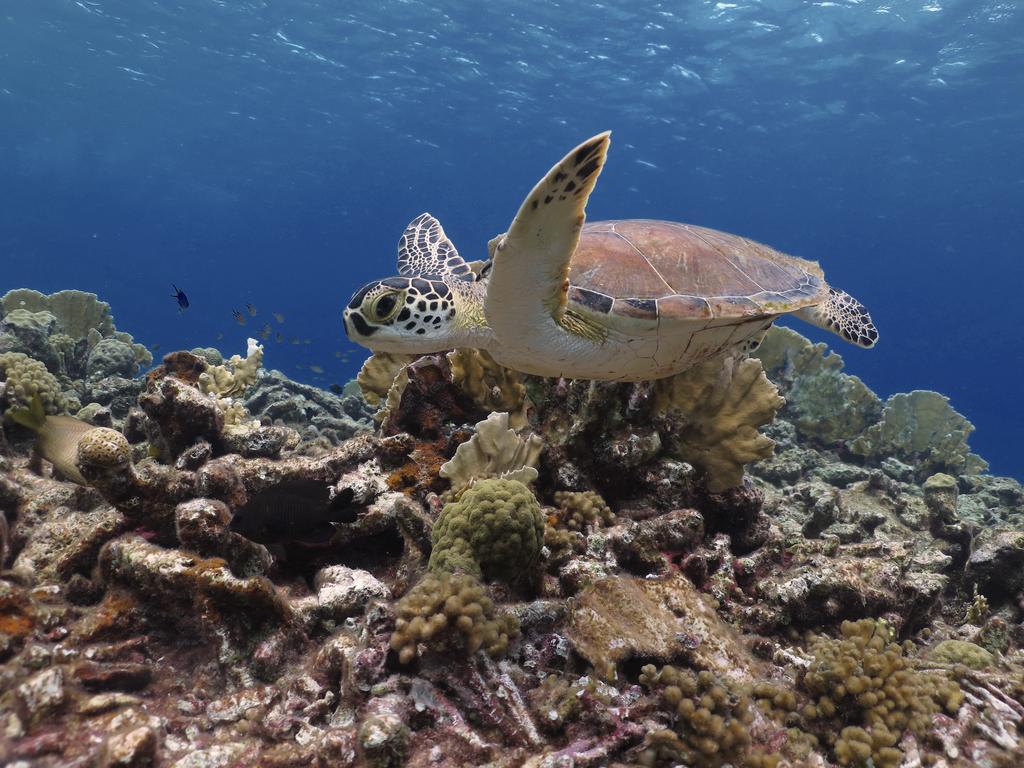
[8,395,94,485]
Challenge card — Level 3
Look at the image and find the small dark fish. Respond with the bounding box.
[291,337,301,345]
[309,364,324,374]
[150,343,161,352]
[246,303,257,317]
[230,479,357,546]
[329,383,344,395]
[273,312,285,323]
[216,332,224,341]
[232,309,247,326]
[275,331,284,343]
[259,323,272,340]
[171,284,189,311]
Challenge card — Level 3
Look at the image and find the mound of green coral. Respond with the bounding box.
[428,477,544,585]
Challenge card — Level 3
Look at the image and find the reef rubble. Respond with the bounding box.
[0,293,1022,767]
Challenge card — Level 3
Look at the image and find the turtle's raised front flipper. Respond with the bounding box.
[397,212,474,281]
[485,132,610,336]
[796,287,879,348]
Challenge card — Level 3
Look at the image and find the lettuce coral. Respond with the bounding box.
[754,326,882,445]
[198,338,263,398]
[653,355,783,492]
[850,390,987,480]
[447,348,529,428]
[439,411,543,491]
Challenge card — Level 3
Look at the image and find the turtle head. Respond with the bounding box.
[344,275,467,353]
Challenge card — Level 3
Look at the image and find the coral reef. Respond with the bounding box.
[1,298,1022,768]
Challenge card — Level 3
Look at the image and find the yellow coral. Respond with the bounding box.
[0,352,66,414]
[439,411,543,491]
[198,338,263,398]
[447,348,529,428]
[801,619,964,767]
[356,352,413,407]
[653,355,783,492]
[390,572,518,664]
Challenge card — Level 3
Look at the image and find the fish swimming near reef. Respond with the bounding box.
[232,309,247,326]
[273,312,285,323]
[230,479,357,546]
[246,303,257,317]
[171,284,189,311]
[7,395,94,485]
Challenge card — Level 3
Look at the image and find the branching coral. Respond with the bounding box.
[851,390,987,480]
[653,355,783,492]
[0,352,67,414]
[754,326,882,445]
[429,477,544,585]
[389,571,518,664]
[800,619,964,767]
[550,490,614,532]
[447,348,529,428]
[198,338,263,398]
[439,412,543,492]
[638,665,780,768]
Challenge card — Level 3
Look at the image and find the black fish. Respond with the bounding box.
[230,479,357,546]
[171,284,189,311]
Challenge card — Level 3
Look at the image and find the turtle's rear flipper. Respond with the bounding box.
[796,287,879,348]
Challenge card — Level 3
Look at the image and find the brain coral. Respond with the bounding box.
[428,477,544,585]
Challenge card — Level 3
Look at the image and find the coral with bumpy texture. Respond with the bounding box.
[851,390,987,480]
[654,355,783,492]
[0,352,66,414]
[76,428,132,477]
[800,619,964,768]
[429,477,544,585]
[638,664,780,768]
[390,571,518,664]
[439,411,543,492]
[551,490,614,532]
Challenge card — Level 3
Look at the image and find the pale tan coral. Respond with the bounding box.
[356,352,414,407]
[653,355,783,492]
[1,288,114,340]
[439,411,543,490]
[754,326,881,444]
[198,338,263,398]
[447,348,529,428]
[851,390,987,480]
[0,352,66,414]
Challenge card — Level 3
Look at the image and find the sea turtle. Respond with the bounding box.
[343,132,877,381]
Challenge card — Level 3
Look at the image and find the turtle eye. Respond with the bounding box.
[369,290,403,323]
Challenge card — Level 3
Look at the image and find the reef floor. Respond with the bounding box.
[1,289,1022,768]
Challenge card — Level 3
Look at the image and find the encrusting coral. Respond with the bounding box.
[653,354,784,492]
[3,288,1024,768]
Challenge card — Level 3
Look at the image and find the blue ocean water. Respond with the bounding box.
[0,1,1020,477]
